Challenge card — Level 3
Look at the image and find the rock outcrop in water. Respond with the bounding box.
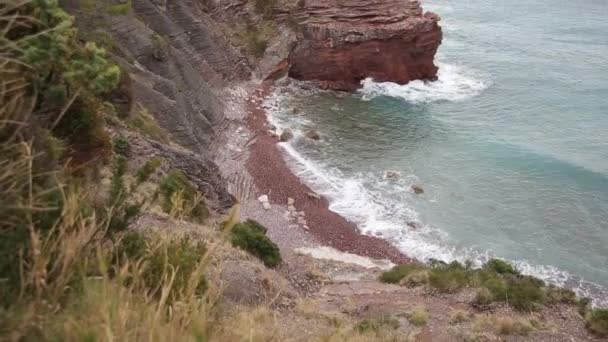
[286,0,442,91]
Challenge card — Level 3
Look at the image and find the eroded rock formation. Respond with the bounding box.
[286,0,442,90]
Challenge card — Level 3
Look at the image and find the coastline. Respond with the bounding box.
[245,82,410,264]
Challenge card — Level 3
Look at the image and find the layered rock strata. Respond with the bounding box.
[287,0,442,90]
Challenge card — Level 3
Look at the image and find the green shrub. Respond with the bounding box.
[355,315,399,333]
[231,220,281,267]
[112,136,130,156]
[473,287,494,307]
[484,259,519,275]
[379,264,425,284]
[577,297,591,316]
[236,22,275,58]
[400,270,430,287]
[479,273,508,301]
[136,158,162,184]
[126,104,170,143]
[506,277,545,311]
[151,33,169,61]
[115,233,208,303]
[585,308,608,336]
[160,170,208,222]
[545,285,577,304]
[106,0,132,15]
[428,262,474,293]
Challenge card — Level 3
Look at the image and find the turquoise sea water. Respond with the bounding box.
[265,0,608,303]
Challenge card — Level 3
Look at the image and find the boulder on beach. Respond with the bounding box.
[411,185,424,194]
[280,129,294,142]
[305,130,321,140]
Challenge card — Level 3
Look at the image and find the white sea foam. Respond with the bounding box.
[358,62,489,103]
[262,82,608,307]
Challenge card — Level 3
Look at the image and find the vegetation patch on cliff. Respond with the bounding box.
[380,259,586,312]
[230,219,282,267]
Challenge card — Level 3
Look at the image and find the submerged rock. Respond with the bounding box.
[305,129,321,140]
[280,129,294,142]
[412,185,424,194]
[384,171,401,180]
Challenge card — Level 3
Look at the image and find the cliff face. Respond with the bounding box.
[287,0,442,91]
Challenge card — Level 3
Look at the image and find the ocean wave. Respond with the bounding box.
[262,85,608,306]
[358,62,489,103]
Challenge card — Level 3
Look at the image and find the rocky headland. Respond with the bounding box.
[284,0,442,90]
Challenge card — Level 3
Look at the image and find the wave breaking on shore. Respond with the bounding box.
[358,62,489,103]
[262,78,608,306]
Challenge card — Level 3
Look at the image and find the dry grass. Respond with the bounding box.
[408,305,429,327]
[449,309,471,325]
[473,314,536,336]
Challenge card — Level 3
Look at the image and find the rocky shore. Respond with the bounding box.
[244,83,410,263]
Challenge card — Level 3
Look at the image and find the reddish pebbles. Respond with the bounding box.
[245,83,410,264]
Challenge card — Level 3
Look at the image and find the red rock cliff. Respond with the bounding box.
[286,0,442,91]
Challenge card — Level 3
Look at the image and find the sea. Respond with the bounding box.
[263,0,608,305]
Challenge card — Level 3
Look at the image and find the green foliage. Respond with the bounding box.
[585,308,608,336]
[577,297,591,316]
[505,277,545,311]
[379,264,425,284]
[109,156,128,206]
[473,287,494,307]
[355,316,399,333]
[236,22,275,58]
[126,104,170,143]
[381,259,553,311]
[230,220,281,267]
[7,0,120,152]
[136,158,162,184]
[484,258,519,275]
[428,262,474,293]
[160,170,209,222]
[112,136,130,156]
[106,156,145,234]
[545,285,577,304]
[150,33,169,61]
[106,0,132,15]
[114,233,208,303]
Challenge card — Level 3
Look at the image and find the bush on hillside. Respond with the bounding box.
[355,315,399,333]
[585,308,608,336]
[136,158,162,184]
[112,136,130,156]
[160,170,209,222]
[484,258,519,275]
[379,264,426,284]
[114,232,208,303]
[230,220,281,267]
[428,262,475,293]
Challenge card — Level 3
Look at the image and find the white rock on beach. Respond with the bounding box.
[262,202,271,210]
[288,197,295,205]
[287,205,296,212]
[257,194,269,203]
